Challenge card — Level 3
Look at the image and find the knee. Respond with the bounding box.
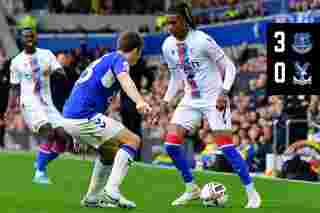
[39,142,52,152]
[129,134,141,149]
[117,129,141,150]
[165,125,186,145]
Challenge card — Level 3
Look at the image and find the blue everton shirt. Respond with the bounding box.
[63,52,129,119]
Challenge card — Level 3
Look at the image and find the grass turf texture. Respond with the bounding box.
[0,152,319,213]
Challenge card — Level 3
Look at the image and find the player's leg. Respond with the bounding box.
[165,106,201,206]
[47,106,74,155]
[81,139,118,208]
[101,127,140,208]
[34,123,68,184]
[23,103,70,184]
[21,103,55,184]
[33,109,71,184]
[34,137,53,184]
[78,113,139,208]
[60,117,112,207]
[205,106,261,208]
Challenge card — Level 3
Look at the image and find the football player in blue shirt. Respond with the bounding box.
[63,31,151,209]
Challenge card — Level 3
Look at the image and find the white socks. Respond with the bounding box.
[245,183,255,194]
[105,148,133,196]
[35,170,45,177]
[86,158,112,200]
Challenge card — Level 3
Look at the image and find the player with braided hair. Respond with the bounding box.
[159,2,261,208]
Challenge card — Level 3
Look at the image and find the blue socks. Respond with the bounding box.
[165,144,193,183]
[221,145,252,186]
[36,151,59,172]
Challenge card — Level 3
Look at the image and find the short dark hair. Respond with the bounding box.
[167,2,196,29]
[117,31,144,52]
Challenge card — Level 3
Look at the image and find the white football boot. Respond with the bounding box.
[80,195,117,208]
[245,190,261,208]
[100,189,136,209]
[32,170,52,185]
[171,183,201,206]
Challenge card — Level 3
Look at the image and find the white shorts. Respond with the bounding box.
[171,101,231,132]
[63,113,125,149]
[21,101,65,133]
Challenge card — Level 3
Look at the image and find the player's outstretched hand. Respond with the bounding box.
[216,94,227,112]
[136,101,152,114]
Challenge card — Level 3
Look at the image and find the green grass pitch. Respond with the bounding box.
[0,152,319,213]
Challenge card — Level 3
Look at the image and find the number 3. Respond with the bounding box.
[274,31,285,53]
[76,58,103,85]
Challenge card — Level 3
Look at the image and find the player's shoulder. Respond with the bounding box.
[37,48,54,56]
[112,52,126,61]
[161,35,176,52]
[10,51,24,66]
[99,52,126,66]
[114,52,129,67]
[192,30,215,43]
[98,52,129,70]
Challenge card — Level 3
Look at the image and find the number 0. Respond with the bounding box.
[274,62,285,83]
[274,31,285,53]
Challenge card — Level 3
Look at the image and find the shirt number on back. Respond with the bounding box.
[76,58,102,85]
[94,117,106,128]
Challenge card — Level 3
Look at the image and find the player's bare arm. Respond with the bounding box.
[215,55,237,112]
[116,71,151,114]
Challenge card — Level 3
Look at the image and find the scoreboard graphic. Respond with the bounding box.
[267,23,320,95]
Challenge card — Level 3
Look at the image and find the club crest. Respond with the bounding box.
[293,61,312,85]
[292,33,313,54]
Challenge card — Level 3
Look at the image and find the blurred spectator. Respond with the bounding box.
[1,0,25,17]
[64,0,91,13]
[138,24,150,33]
[0,48,9,148]
[98,0,113,15]
[192,0,239,9]
[48,0,63,13]
[155,14,167,32]
[311,0,320,9]
[223,1,240,21]
[50,52,79,112]
[290,0,310,12]
[288,0,320,12]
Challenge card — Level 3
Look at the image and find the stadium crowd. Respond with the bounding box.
[4,0,320,32]
[3,0,320,17]
[289,0,320,12]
